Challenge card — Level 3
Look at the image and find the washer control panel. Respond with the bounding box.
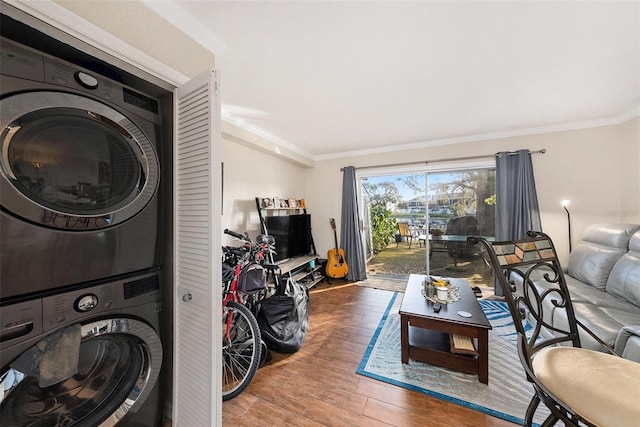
[74,71,99,89]
[0,299,43,350]
[74,294,99,313]
[41,273,160,332]
[1,37,160,124]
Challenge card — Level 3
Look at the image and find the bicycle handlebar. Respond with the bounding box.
[222,245,247,257]
[223,228,276,262]
[224,228,248,241]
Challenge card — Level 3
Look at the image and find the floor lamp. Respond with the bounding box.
[561,198,572,252]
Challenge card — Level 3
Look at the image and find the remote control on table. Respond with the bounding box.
[433,302,441,313]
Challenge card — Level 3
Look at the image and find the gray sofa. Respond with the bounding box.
[521,223,640,362]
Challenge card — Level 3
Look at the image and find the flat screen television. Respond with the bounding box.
[265,214,313,263]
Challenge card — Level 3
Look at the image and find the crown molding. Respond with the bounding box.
[224,102,639,164]
[314,106,640,161]
[140,0,227,55]
[618,105,640,123]
[221,110,315,167]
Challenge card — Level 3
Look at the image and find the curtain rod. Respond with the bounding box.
[341,149,546,172]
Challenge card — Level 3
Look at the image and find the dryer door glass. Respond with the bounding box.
[4,108,143,213]
[0,91,159,230]
[1,334,143,426]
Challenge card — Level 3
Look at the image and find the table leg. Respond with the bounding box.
[478,328,489,384]
[401,313,409,364]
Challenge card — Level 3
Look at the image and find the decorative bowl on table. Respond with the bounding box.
[421,276,459,304]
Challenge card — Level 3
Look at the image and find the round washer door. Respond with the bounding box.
[0,317,162,426]
[0,91,159,230]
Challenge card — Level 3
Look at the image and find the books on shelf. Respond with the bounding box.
[260,197,306,209]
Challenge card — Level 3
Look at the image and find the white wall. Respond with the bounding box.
[305,117,640,266]
[219,117,639,267]
[53,0,214,79]
[620,117,640,223]
[221,137,307,246]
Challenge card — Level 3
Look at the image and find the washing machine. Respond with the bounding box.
[0,271,163,426]
[0,37,162,300]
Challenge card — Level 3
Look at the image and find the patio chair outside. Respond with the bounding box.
[397,222,414,249]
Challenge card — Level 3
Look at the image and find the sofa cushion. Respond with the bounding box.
[615,326,640,361]
[568,246,625,290]
[527,274,639,350]
[564,275,607,303]
[606,232,640,308]
[631,231,640,252]
[580,223,640,249]
[554,301,623,349]
[567,224,640,291]
[555,275,640,351]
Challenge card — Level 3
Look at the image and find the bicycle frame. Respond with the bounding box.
[221,228,278,400]
[222,247,248,343]
[221,234,272,344]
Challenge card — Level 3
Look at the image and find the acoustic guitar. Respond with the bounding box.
[326,218,348,278]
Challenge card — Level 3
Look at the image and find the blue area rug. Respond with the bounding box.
[357,293,549,425]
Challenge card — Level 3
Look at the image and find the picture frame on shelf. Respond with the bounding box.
[288,198,297,208]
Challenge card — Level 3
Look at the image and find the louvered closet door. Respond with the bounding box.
[174,69,222,426]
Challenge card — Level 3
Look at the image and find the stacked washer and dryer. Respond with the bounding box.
[0,37,165,426]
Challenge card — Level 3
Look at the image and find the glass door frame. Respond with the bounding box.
[356,159,495,274]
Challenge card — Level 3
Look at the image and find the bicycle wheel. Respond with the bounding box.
[222,301,262,401]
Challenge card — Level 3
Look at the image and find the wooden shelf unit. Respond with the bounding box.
[260,207,304,212]
[276,255,324,290]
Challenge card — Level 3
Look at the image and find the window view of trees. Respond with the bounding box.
[363,170,495,249]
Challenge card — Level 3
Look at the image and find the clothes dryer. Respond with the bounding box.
[0,271,163,426]
[0,37,163,300]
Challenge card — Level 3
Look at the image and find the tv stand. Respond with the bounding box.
[276,254,324,289]
[255,197,323,290]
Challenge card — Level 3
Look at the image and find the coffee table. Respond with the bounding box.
[400,274,492,383]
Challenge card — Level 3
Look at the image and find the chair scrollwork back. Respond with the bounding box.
[468,231,622,427]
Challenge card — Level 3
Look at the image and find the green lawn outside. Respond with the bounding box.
[367,239,494,288]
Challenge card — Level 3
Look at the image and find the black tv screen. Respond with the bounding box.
[265,214,313,262]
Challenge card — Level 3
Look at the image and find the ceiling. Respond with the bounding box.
[168,1,639,160]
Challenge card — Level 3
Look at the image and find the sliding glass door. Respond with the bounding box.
[360,165,495,288]
[360,172,426,258]
[425,169,495,287]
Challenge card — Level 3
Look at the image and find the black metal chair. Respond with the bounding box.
[469,231,640,427]
[446,215,480,259]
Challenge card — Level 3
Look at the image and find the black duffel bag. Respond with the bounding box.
[257,278,309,353]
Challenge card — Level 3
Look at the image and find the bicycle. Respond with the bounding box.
[221,228,275,400]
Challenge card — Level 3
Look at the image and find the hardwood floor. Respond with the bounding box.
[222,282,518,426]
